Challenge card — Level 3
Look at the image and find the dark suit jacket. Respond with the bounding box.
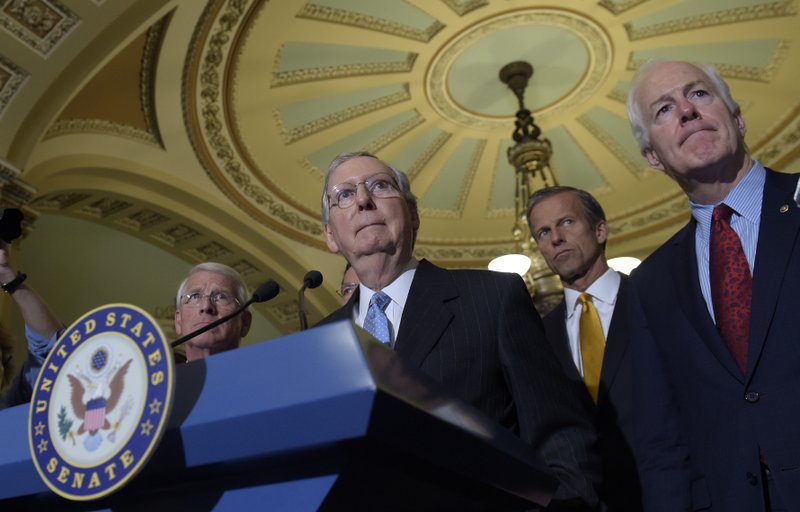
[629,168,800,511]
[543,274,641,511]
[319,259,601,508]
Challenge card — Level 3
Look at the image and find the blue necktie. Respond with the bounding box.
[364,291,392,345]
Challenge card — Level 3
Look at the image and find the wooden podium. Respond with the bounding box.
[0,320,556,511]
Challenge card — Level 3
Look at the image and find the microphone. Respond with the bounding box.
[298,270,323,331]
[171,280,280,348]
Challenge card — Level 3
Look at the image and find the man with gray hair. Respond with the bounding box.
[174,262,252,362]
[626,60,800,511]
[317,151,601,509]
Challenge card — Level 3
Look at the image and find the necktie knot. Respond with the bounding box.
[713,203,734,223]
[577,293,592,308]
[364,291,392,345]
[370,291,391,311]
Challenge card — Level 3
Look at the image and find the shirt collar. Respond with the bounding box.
[564,267,621,319]
[690,160,765,238]
[357,258,418,318]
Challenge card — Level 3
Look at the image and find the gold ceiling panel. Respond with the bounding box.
[0,0,78,56]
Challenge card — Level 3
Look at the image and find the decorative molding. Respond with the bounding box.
[0,0,79,56]
[266,300,299,325]
[628,41,789,83]
[364,110,425,154]
[441,0,488,16]
[606,86,627,104]
[44,119,160,144]
[185,241,232,261]
[577,114,647,178]
[0,53,28,118]
[79,198,133,219]
[598,0,648,15]
[270,53,417,87]
[607,195,689,241]
[414,244,509,261]
[296,4,444,42]
[185,0,325,242]
[230,259,259,277]
[150,224,201,247]
[755,116,800,167]
[0,157,21,181]
[427,9,611,130]
[32,192,91,211]
[418,139,485,219]
[140,14,171,148]
[115,209,169,232]
[274,85,411,144]
[406,132,452,180]
[625,1,797,40]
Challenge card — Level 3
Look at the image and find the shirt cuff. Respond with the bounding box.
[25,324,61,362]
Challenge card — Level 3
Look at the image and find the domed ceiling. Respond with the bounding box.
[0,0,799,337]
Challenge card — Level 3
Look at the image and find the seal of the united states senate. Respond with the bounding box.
[28,304,174,500]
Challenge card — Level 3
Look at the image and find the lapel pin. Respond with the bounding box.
[780,204,789,213]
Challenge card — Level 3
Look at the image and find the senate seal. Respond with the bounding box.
[28,304,174,501]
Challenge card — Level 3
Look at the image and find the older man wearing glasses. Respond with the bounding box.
[317,151,601,509]
[174,262,252,362]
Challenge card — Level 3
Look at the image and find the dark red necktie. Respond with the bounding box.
[709,204,751,375]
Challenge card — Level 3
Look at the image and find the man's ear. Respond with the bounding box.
[174,309,183,336]
[735,111,746,138]
[643,147,664,171]
[324,223,339,253]
[239,310,252,338]
[596,220,609,245]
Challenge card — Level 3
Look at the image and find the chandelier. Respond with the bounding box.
[488,61,563,314]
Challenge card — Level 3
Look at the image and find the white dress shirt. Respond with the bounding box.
[354,258,418,347]
[563,268,621,377]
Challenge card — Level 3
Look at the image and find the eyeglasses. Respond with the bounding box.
[338,283,357,298]
[181,291,240,309]
[329,173,401,210]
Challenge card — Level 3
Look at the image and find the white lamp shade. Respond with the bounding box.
[608,256,641,275]
[488,254,532,276]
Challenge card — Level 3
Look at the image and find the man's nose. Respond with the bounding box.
[678,99,701,124]
[550,227,565,244]
[355,182,376,210]
[199,295,217,313]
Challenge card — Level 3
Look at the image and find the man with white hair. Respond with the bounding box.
[626,60,800,511]
[174,262,252,361]
[317,151,601,509]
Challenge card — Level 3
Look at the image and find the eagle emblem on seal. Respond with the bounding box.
[61,345,134,451]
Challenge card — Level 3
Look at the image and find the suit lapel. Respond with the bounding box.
[544,302,582,382]
[599,274,630,392]
[670,221,745,381]
[393,260,456,367]
[748,170,800,376]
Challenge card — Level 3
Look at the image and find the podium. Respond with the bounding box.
[0,320,556,511]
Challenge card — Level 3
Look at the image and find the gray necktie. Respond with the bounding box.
[364,291,392,345]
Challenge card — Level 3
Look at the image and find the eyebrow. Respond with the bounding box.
[648,80,707,110]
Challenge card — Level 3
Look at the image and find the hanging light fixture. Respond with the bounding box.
[488,61,563,314]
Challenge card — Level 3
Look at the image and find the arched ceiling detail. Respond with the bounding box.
[0,0,797,336]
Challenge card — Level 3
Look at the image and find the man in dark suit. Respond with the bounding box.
[626,60,800,511]
[317,151,601,510]
[526,186,641,511]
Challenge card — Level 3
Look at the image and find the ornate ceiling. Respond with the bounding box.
[0,0,799,339]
